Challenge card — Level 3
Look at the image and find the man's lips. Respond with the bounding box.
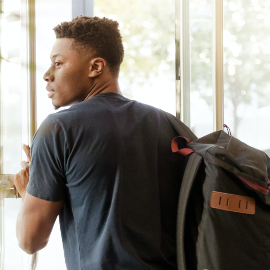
[46,86,54,98]
[47,91,54,98]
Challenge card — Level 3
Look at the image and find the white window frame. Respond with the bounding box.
[176,0,224,130]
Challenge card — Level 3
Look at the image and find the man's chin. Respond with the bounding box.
[54,105,61,110]
[52,100,62,110]
[53,103,72,110]
[52,102,61,110]
[52,99,76,110]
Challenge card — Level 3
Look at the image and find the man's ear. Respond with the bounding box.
[88,57,106,77]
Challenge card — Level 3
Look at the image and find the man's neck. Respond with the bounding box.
[84,77,122,101]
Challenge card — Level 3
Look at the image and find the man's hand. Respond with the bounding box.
[14,144,31,198]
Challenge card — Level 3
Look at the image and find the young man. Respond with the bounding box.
[15,16,184,270]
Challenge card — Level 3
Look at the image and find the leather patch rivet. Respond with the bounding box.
[210,191,255,214]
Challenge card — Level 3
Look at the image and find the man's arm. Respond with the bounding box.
[14,144,64,254]
[16,192,63,254]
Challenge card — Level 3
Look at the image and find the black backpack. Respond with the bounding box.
[164,112,270,270]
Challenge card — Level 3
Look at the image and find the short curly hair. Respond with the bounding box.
[53,16,124,74]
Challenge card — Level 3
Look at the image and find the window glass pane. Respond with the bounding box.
[4,198,28,270]
[224,0,270,153]
[1,0,29,269]
[94,0,176,114]
[1,0,22,175]
[190,0,213,137]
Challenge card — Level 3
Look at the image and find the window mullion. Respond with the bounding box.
[213,0,224,131]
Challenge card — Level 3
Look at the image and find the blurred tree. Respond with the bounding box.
[223,0,270,135]
[190,0,270,136]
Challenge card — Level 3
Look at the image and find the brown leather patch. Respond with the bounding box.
[210,191,255,214]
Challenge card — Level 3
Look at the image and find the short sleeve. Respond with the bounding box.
[26,115,67,201]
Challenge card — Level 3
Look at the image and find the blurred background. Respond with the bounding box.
[1,0,270,269]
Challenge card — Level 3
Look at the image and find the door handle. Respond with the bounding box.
[0,175,20,199]
[0,175,16,198]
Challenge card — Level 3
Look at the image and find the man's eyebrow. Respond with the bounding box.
[51,54,62,59]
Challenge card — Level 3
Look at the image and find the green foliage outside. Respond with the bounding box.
[224,0,270,135]
[191,0,270,136]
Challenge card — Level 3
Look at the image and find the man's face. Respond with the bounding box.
[44,38,92,109]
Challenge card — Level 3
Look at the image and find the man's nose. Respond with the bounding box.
[43,68,54,82]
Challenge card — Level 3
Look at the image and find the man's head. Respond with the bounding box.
[53,16,124,74]
[43,16,124,109]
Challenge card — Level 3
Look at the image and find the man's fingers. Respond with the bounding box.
[14,167,30,197]
[22,144,31,163]
[16,146,31,197]
[21,161,30,170]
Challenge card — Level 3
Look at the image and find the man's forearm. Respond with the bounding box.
[16,192,32,254]
[16,190,25,242]
[16,191,46,254]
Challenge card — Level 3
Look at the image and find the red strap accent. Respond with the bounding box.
[171,137,180,152]
[171,136,194,156]
[176,148,194,156]
[238,176,270,195]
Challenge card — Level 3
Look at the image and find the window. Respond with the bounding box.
[1,0,29,269]
[190,0,213,136]
[182,0,270,153]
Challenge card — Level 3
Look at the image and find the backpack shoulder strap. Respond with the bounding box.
[177,152,202,270]
[162,111,197,141]
[163,110,199,268]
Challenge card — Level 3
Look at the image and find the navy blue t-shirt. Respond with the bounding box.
[27,93,184,270]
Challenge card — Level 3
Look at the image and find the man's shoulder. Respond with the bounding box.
[42,94,175,135]
[54,93,166,119]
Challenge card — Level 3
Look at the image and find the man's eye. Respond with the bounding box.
[55,62,61,67]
